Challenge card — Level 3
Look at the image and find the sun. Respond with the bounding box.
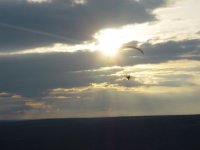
[93,29,125,56]
[92,25,149,56]
[96,40,119,56]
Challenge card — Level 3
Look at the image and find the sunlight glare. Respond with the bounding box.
[94,29,126,56]
[93,25,150,56]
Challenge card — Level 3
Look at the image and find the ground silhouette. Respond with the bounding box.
[0,115,200,150]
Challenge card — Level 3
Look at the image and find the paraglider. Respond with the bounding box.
[120,45,144,55]
[120,41,144,81]
[125,75,131,80]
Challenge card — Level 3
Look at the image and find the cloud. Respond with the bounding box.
[0,97,31,120]
[0,0,167,51]
[0,38,199,98]
[0,92,22,99]
[1,56,200,120]
[1,0,200,119]
[27,0,52,3]
[25,101,46,109]
[19,81,200,119]
[117,39,200,66]
[0,51,106,97]
[0,93,50,120]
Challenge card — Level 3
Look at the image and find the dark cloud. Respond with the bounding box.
[117,39,200,66]
[0,0,167,51]
[146,39,200,60]
[197,31,200,35]
[0,39,199,98]
[1,88,200,120]
[0,97,32,120]
[0,51,104,97]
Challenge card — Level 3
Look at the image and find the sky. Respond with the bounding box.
[0,0,200,120]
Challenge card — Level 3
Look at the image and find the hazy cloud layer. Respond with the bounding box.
[0,0,167,51]
[1,81,200,120]
[1,57,200,119]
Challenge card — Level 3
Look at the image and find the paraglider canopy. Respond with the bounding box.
[120,45,144,55]
[120,41,144,55]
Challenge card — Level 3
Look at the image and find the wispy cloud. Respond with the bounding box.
[0,92,22,99]
[27,0,52,3]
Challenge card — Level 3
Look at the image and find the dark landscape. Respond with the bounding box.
[0,115,200,150]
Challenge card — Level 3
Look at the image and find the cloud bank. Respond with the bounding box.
[0,0,167,51]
